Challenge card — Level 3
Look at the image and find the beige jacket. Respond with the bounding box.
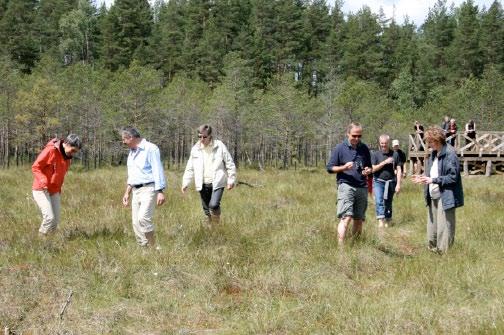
[182,139,237,191]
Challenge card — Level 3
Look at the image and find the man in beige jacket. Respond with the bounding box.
[181,124,237,226]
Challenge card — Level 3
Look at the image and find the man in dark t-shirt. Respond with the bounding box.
[371,135,402,228]
[327,122,373,244]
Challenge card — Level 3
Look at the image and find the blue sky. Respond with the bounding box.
[100,0,497,26]
[332,0,496,25]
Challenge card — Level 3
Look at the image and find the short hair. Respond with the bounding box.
[64,134,82,149]
[379,134,390,143]
[121,126,141,139]
[424,126,446,145]
[346,122,362,134]
[198,124,213,136]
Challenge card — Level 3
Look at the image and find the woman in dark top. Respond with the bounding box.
[448,118,457,146]
[465,119,476,147]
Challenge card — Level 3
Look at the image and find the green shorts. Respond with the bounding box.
[337,183,368,220]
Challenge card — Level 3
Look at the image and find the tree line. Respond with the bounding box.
[1,0,504,169]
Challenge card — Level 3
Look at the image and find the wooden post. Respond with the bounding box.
[463,160,469,176]
[409,159,413,175]
[486,160,492,177]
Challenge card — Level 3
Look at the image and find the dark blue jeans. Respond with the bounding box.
[199,184,224,216]
[373,179,396,220]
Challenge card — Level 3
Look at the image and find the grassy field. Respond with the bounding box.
[1,166,503,334]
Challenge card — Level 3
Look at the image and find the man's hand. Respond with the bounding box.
[181,186,188,194]
[395,184,401,194]
[362,167,373,176]
[227,183,234,190]
[122,193,129,207]
[343,162,354,171]
[384,157,394,165]
[157,192,165,206]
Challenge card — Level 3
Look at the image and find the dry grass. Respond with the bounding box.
[1,166,503,334]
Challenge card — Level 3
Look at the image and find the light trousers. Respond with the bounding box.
[131,185,157,246]
[427,198,456,252]
[33,190,61,234]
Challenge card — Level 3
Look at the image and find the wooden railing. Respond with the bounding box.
[408,131,504,176]
[409,131,504,155]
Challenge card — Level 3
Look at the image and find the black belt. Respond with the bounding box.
[132,182,154,189]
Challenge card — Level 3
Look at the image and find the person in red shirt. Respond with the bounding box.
[32,134,82,235]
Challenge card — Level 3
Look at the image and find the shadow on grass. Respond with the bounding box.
[63,226,125,241]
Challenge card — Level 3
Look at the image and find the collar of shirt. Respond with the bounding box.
[343,138,363,149]
[199,140,214,150]
[131,139,146,155]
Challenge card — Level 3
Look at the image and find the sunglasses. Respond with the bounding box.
[198,134,209,139]
[351,135,362,138]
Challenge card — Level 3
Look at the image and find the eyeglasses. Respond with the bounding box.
[198,134,208,139]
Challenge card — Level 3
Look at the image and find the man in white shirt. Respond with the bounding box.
[121,127,166,247]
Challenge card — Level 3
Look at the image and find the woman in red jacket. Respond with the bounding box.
[32,134,82,235]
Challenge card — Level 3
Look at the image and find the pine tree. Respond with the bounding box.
[273,0,306,72]
[100,0,153,71]
[340,6,383,82]
[380,17,402,88]
[0,0,39,73]
[181,0,212,77]
[480,0,504,70]
[196,15,225,85]
[212,0,251,53]
[420,0,456,82]
[0,0,8,22]
[302,0,331,93]
[325,0,345,76]
[450,0,483,80]
[247,0,277,87]
[146,0,187,80]
[35,0,78,57]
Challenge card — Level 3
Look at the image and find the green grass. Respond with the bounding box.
[1,167,503,334]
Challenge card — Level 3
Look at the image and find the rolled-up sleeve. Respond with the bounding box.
[326,147,339,173]
[149,147,166,191]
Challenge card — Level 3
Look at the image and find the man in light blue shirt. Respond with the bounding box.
[121,126,166,247]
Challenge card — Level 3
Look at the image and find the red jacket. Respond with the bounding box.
[32,139,71,194]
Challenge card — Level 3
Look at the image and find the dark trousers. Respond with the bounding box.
[199,184,224,216]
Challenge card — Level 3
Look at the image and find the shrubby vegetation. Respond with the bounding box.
[1,0,504,168]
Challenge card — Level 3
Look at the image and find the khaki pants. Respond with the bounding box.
[33,190,61,234]
[131,185,157,246]
[427,198,456,253]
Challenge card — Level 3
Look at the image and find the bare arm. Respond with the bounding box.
[122,184,132,207]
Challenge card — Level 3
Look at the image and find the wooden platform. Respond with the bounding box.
[408,131,504,176]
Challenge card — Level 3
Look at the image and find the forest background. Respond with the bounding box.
[1,0,504,169]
